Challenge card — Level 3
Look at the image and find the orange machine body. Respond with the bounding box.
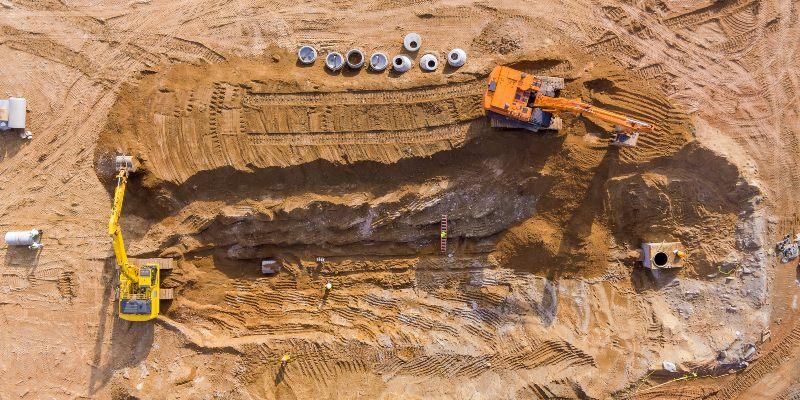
[484,66,655,145]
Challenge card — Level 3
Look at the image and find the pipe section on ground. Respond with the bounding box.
[447,48,467,67]
[392,55,412,72]
[369,52,388,71]
[420,54,439,71]
[297,46,317,64]
[325,52,344,71]
[403,33,421,52]
[345,49,365,69]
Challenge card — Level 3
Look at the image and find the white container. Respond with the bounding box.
[369,52,388,71]
[420,54,439,71]
[5,229,43,249]
[392,55,413,72]
[403,33,421,52]
[297,46,317,64]
[447,48,467,67]
[8,97,26,129]
[325,52,344,71]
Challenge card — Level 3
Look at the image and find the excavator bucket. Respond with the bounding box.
[115,155,135,172]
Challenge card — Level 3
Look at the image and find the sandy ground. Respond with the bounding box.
[1,0,799,399]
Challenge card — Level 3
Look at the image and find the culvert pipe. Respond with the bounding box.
[325,52,344,71]
[420,53,439,71]
[392,55,413,72]
[346,48,365,69]
[297,45,317,64]
[447,48,467,67]
[403,33,421,52]
[369,52,388,71]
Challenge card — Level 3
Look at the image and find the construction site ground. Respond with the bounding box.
[1,0,799,399]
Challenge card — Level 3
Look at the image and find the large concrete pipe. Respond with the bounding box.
[392,55,413,72]
[447,48,467,67]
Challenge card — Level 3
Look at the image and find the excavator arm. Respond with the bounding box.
[108,168,139,283]
[532,95,655,134]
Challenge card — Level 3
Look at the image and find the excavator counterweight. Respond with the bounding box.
[483,66,656,147]
[109,155,173,322]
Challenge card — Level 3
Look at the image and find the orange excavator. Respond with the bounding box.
[483,66,656,147]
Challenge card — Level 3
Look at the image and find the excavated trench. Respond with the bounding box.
[93,54,758,282]
[90,54,770,397]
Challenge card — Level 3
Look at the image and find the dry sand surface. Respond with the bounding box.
[1,0,799,398]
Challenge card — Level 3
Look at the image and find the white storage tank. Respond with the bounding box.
[8,97,26,129]
[0,99,9,129]
[5,229,43,249]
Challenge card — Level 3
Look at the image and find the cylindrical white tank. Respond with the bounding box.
[369,52,388,71]
[5,229,42,248]
[0,99,9,127]
[447,48,467,67]
[8,97,26,129]
[325,52,344,71]
[403,33,421,52]
[420,54,439,71]
[297,46,317,64]
[345,49,365,69]
[392,55,413,72]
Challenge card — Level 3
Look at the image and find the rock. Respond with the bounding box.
[663,361,677,372]
[742,267,753,275]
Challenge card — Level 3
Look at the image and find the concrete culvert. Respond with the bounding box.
[325,52,344,71]
[346,49,365,69]
[297,45,317,64]
[447,48,466,67]
[654,252,669,267]
[369,52,388,71]
[420,54,438,71]
[392,55,412,72]
[403,33,421,52]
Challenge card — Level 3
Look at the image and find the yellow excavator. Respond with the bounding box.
[108,156,174,322]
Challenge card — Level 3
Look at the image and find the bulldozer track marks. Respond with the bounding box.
[242,80,485,135]
[662,0,759,29]
[713,323,800,399]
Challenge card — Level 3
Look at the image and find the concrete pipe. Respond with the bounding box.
[447,48,467,67]
[403,33,421,52]
[5,229,43,249]
[392,55,413,72]
[297,46,317,64]
[346,49,365,69]
[420,53,439,71]
[325,52,344,71]
[369,52,389,71]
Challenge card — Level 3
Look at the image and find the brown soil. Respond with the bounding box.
[1,0,798,399]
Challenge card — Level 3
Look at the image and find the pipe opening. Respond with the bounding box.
[427,60,436,68]
[654,252,668,266]
[348,52,363,65]
[395,58,403,65]
[409,41,418,49]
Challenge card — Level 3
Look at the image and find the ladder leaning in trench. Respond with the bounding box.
[440,215,448,254]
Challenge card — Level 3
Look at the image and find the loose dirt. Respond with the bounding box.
[1,0,799,399]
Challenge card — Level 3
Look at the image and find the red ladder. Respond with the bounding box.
[440,215,448,254]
